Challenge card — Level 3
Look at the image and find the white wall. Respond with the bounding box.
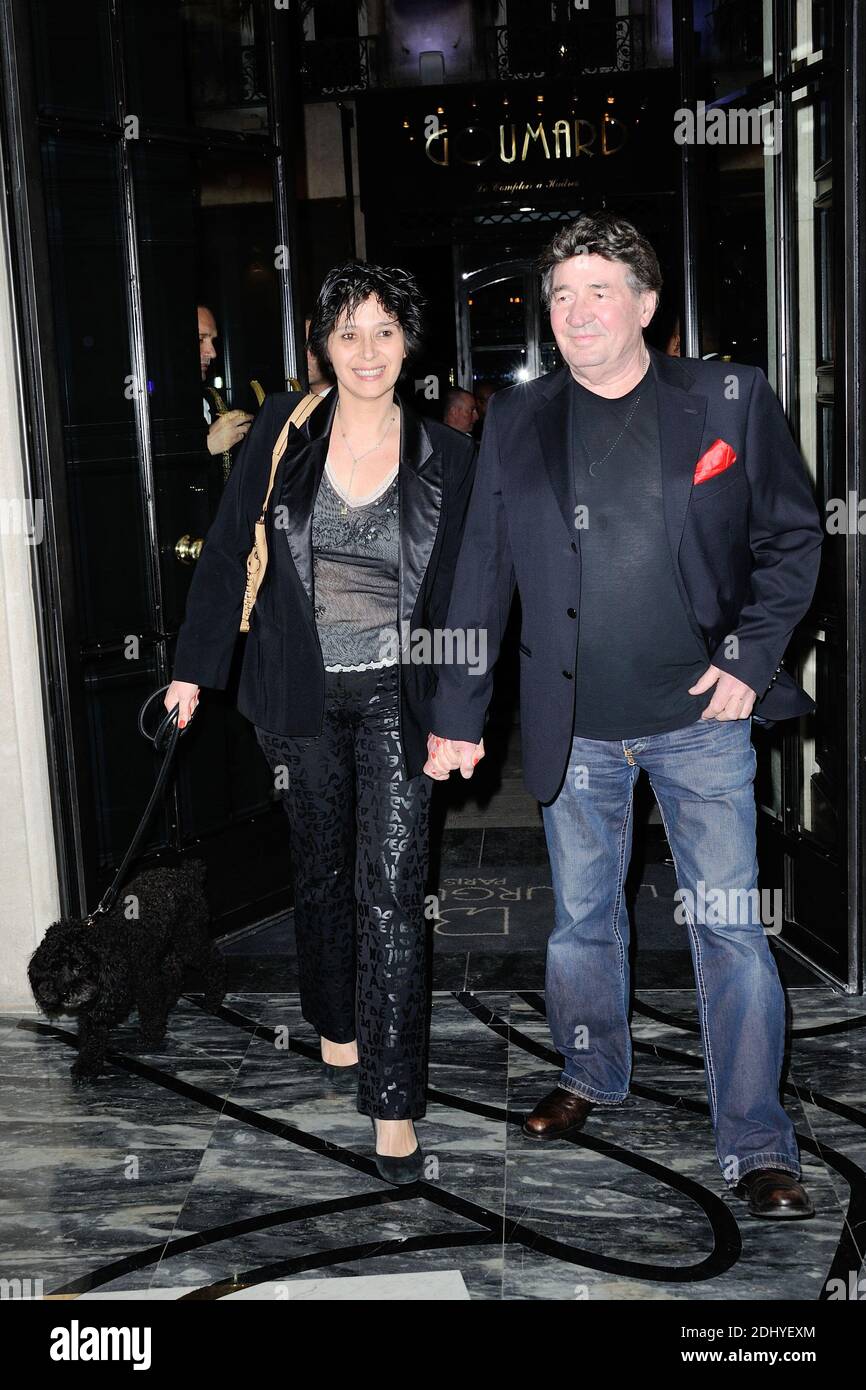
[0,123,61,1009]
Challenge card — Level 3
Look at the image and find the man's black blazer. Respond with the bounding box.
[172,386,477,779]
[430,344,824,804]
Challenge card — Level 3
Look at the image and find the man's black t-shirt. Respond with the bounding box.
[569,360,713,739]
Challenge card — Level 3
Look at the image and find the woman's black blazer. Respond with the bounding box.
[172,387,478,779]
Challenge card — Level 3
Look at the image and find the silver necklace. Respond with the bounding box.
[585,356,649,476]
[336,403,397,515]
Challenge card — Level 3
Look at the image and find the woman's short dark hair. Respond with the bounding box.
[538,211,663,310]
[307,260,426,372]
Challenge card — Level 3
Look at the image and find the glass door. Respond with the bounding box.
[456,256,560,390]
[3,0,303,930]
[690,0,863,990]
[756,3,860,990]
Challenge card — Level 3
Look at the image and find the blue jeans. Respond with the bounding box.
[541,716,800,1186]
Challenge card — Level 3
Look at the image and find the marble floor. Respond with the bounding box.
[1,985,864,1301]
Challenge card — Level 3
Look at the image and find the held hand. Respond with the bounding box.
[423,734,485,781]
[689,664,757,721]
[207,410,253,456]
[164,679,200,729]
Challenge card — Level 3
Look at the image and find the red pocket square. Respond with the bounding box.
[694,438,737,484]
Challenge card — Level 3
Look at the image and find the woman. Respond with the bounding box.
[165,262,477,1183]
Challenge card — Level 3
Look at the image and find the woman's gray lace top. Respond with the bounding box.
[311,462,400,670]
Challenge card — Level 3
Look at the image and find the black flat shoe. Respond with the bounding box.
[322,1060,359,1088]
[370,1118,424,1185]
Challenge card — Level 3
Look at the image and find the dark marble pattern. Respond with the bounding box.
[0,984,863,1300]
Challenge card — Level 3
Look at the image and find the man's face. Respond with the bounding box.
[548,253,656,378]
[446,392,478,433]
[305,316,324,388]
[475,383,495,418]
[198,307,218,381]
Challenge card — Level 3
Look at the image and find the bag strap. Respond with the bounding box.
[258,391,324,521]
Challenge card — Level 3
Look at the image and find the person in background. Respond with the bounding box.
[198,304,253,458]
[305,313,335,395]
[442,386,479,435]
[473,379,497,439]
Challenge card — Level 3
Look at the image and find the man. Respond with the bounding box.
[425,212,823,1219]
[304,313,335,395]
[443,386,479,435]
[473,379,497,439]
[198,304,253,458]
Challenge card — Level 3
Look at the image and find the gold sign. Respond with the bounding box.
[424,116,628,167]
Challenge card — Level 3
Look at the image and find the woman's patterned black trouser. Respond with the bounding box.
[254,663,432,1119]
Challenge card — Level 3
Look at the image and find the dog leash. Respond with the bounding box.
[83,685,192,925]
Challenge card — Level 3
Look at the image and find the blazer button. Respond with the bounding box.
[562,669,574,679]
[567,607,577,619]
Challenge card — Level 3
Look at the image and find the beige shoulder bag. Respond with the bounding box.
[240,391,324,632]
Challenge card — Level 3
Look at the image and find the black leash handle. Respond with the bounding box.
[83,685,193,925]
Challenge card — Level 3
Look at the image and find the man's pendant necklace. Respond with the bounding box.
[336,403,396,516]
[587,388,644,477]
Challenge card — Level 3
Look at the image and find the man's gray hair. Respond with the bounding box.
[443,386,475,413]
[538,211,663,309]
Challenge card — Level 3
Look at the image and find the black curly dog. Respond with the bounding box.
[28,860,225,1083]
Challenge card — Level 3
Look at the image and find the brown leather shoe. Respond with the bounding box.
[734,1168,815,1219]
[522,1087,594,1141]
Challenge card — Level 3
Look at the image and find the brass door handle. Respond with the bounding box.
[175,534,204,564]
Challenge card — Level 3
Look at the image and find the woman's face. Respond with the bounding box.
[327,294,406,401]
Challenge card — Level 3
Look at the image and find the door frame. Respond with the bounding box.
[0,0,305,919]
[675,0,865,991]
[455,253,544,389]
